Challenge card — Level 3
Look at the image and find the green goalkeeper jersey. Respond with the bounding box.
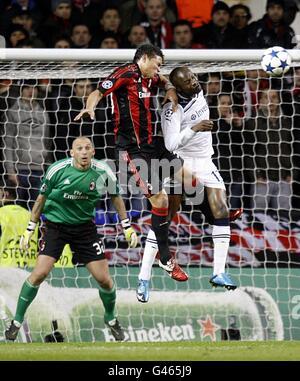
[40,158,120,225]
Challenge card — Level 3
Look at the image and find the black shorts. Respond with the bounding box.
[116,137,183,198]
[39,220,105,265]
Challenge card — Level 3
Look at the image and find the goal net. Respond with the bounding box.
[0,48,300,343]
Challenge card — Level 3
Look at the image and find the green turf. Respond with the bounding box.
[0,341,300,361]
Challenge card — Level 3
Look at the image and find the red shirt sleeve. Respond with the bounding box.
[98,66,134,96]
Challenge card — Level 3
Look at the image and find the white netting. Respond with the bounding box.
[0,49,300,342]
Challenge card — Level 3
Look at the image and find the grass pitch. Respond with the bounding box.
[0,341,300,361]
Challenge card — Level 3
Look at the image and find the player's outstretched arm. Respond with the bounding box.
[110,194,138,248]
[74,89,103,121]
[20,194,47,251]
[159,74,178,111]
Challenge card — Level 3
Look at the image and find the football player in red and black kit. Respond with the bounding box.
[75,44,188,281]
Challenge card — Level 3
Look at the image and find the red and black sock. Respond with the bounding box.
[151,207,171,265]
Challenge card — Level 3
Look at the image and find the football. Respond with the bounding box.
[261,46,292,76]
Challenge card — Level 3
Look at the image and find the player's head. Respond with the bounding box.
[0,181,16,206]
[133,43,164,78]
[70,136,95,170]
[169,66,201,97]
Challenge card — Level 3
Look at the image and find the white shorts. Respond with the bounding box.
[181,156,226,190]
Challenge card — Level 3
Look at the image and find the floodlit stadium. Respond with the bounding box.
[1,44,300,362]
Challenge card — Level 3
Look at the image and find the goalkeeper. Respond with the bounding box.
[5,136,137,342]
[137,67,239,302]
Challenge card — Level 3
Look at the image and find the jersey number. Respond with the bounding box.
[93,240,104,255]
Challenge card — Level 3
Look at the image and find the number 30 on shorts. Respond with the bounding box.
[93,240,105,255]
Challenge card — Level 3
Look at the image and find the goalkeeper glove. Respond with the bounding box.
[20,221,37,251]
[121,218,138,248]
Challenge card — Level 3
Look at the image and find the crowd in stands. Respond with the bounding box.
[0,0,300,222]
[0,0,298,49]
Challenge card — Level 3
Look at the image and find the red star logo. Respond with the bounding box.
[197,315,220,341]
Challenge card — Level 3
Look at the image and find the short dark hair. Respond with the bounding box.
[230,4,252,21]
[169,67,183,86]
[172,19,193,32]
[133,44,164,63]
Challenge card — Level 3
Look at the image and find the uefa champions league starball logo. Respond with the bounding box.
[164,109,173,121]
[101,80,113,89]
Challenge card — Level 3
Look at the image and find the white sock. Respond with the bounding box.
[212,225,230,275]
[139,229,158,281]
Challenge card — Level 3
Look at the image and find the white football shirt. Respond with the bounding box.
[161,91,214,158]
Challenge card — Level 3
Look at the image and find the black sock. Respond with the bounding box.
[151,207,171,265]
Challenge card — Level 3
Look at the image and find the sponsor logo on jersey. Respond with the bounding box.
[64,178,70,185]
[190,104,209,120]
[63,190,88,200]
[89,181,96,190]
[101,80,113,89]
[138,91,151,98]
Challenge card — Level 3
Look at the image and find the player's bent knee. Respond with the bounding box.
[98,276,113,290]
[29,271,49,285]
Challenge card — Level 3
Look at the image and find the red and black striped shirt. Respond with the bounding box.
[98,63,164,153]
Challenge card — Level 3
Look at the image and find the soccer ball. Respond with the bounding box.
[261,46,292,76]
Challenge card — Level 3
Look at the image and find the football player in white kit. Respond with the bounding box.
[136,66,238,302]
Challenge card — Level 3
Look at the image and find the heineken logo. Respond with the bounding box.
[102,322,195,342]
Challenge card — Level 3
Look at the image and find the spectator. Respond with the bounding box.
[71,0,114,37]
[94,6,122,46]
[193,1,243,49]
[171,19,204,48]
[37,0,74,47]
[54,79,104,160]
[0,80,17,184]
[121,24,150,48]
[53,34,72,48]
[71,23,92,48]
[11,9,45,47]
[0,0,43,36]
[234,69,269,119]
[229,3,251,46]
[201,72,221,120]
[99,32,119,49]
[118,0,177,35]
[213,93,244,209]
[3,79,52,209]
[140,0,173,48]
[230,4,251,30]
[5,23,29,47]
[247,0,296,49]
[0,182,38,267]
[283,0,299,26]
[244,89,293,213]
